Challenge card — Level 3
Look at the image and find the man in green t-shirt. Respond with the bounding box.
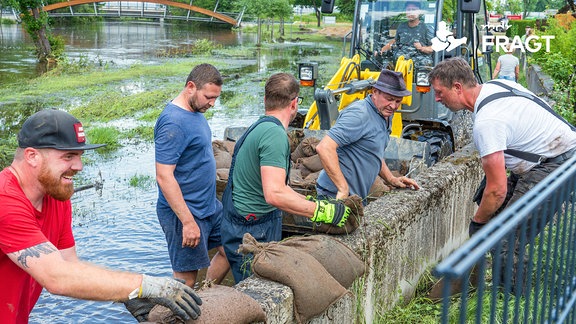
[220,73,351,283]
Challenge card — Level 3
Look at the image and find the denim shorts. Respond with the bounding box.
[157,206,223,272]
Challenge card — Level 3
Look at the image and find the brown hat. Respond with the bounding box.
[18,109,106,150]
[373,69,411,97]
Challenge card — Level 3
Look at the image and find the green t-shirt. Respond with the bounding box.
[232,117,290,216]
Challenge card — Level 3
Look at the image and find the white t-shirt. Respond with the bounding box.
[473,80,576,174]
[497,54,519,78]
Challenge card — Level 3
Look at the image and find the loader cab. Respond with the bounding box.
[343,0,492,84]
[310,0,492,164]
[341,0,490,149]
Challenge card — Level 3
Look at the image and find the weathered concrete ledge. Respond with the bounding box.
[234,143,483,323]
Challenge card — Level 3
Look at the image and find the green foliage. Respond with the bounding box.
[531,17,576,124]
[0,137,17,169]
[378,270,442,323]
[69,88,175,122]
[337,0,355,18]
[47,34,65,59]
[84,126,121,152]
[128,174,155,189]
[124,125,155,142]
[0,18,17,25]
[506,19,536,37]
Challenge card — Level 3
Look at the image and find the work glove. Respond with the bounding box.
[311,199,350,227]
[468,219,486,237]
[125,275,202,322]
[123,298,156,322]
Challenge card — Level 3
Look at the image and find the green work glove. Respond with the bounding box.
[130,275,202,321]
[311,199,350,227]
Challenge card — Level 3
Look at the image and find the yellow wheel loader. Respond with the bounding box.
[295,0,495,175]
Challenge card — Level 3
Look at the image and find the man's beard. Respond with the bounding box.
[38,164,75,201]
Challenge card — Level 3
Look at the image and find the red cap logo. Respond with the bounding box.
[74,123,86,143]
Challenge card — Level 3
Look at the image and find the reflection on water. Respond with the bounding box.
[0,20,341,323]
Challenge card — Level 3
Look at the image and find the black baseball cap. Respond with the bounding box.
[17,109,106,150]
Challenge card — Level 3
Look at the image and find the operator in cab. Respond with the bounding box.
[379,1,434,68]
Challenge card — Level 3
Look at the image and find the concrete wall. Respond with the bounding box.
[234,143,484,323]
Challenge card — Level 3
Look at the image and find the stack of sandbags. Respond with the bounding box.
[212,140,236,195]
[289,137,323,191]
[238,233,365,323]
[146,282,266,324]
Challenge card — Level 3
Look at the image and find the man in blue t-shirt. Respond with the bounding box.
[315,69,420,204]
[154,64,229,288]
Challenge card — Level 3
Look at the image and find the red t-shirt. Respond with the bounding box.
[0,168,75,323]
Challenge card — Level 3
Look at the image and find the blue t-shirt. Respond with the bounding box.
[154,103,221,219]
[316,95,390,201]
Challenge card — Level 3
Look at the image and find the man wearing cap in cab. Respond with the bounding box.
[0,109,202,323]
[315,69,420,205]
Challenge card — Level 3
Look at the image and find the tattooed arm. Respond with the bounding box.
[7,242,141,301]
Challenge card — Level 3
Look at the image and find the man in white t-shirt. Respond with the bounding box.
[429,57,576,293]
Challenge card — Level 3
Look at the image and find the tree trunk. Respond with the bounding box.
[280,17,285,36]
[30,7,52,62]
[257,17,262,46]
[270,17,274,41]
[315,6,321,27]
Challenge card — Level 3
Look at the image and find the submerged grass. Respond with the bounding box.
[70,88,175,122]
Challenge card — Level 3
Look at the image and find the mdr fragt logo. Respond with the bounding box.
[480,20,555,53]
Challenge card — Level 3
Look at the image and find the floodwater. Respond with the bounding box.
[0,20,342,322]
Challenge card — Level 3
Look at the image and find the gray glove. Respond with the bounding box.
[131,275,202,321]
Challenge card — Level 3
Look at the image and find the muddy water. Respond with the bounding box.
[0,21,342,322]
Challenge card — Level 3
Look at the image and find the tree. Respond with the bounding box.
[12,0,53,62]
[337,0,356,18]
[293,0,323,27]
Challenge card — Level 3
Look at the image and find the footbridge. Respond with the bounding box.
[42,0,242,27]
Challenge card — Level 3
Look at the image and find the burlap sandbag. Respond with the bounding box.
[289,168,316,191]
[299,154,323,173]
[287,129,305,154]
[289,167,304,184]
[238,233,349,324]
[290,137,320,162]
[222,140,236,154]
[305,171,320,182]
[295,160,312,179]
[147,283,266,324]
[368,176,391,198]
[312,195,364,235]
[212,141,232,169]
[216,168,229,181]
[281,235,365,289]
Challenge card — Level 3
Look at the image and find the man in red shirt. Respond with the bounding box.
[0,109,202,323]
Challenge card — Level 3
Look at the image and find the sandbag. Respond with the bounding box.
[300,154,323,173]
[312,195,364,235]
[212,141,232,169]
[287,129,305,154]
[216,168,229,181]
[289,168,316,191]
[295,160,312,179]
[238,233,349,324]
[222,140,236,154]
[290,137,320,162]
[147,283,266,324]
[281,235,366,289]
[368,176,391,198]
